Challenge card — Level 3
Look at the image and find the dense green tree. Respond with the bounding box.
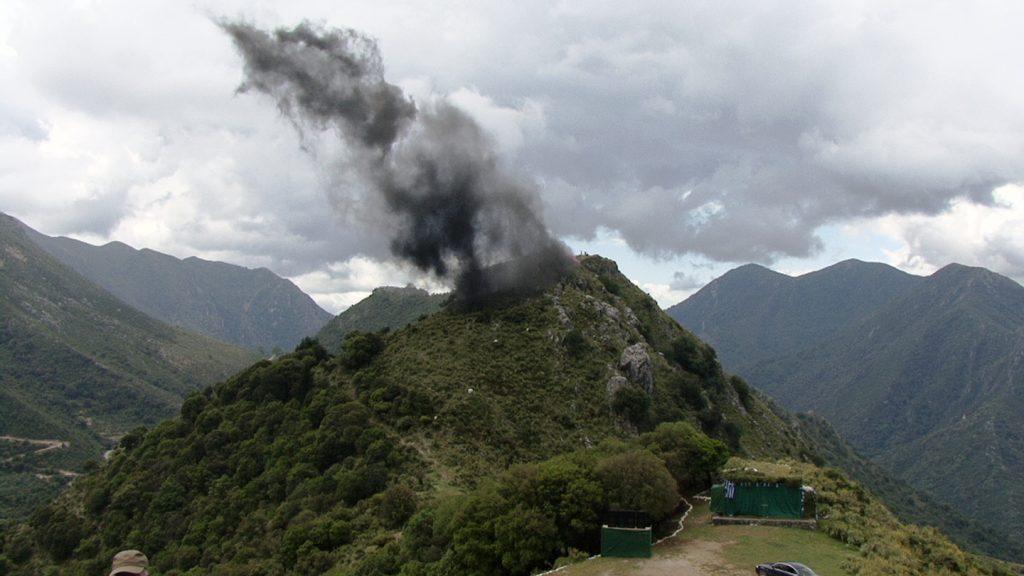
[379,485,418,528]
[595,451,679,519]
[667,336,718,379]
[611,386,650,427]
[494,507,558,575]
[640,422,730,494]
[339,332,386,370]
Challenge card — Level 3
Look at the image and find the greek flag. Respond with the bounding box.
[725,480,736,499]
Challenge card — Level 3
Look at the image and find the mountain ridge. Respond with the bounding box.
[11,214,332,352]
[668,258,922,372]
[671,259,1024,561]
[0,212,257,519]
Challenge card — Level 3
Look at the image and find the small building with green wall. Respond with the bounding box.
[710,466,815,520]
[600,510,653,558]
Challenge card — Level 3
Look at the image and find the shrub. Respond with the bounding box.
[31,509,82,562]
[339,331,386,370]
[729,375,753,409]
[611,386,650,427]
[639,422,730,494]
[494,507,559,575]
[380,485,418,528]
[562,328,589,357]
[595,451,679,520]
[119,426,148,451]
[667,336,718,378]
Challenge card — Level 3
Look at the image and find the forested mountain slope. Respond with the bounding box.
[15,214,331,352]
[795,413,1024,562]
[0,255,819,575]
[0,213,256,519]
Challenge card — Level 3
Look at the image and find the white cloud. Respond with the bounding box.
[869,184,1024,280]
[290,256,447,314]
[447,87,545,155]
[642,282,696,309]
[2,0,1024,307]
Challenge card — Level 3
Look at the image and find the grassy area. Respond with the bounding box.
[693,522,854,574]
[561,501,854,576]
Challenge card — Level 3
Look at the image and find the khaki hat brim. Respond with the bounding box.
[109,566,146,576]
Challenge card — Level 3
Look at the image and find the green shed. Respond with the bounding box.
[600,510,653,558]
[710,481,810,519]
[600,526,652,558]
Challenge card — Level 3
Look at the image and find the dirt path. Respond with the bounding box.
[34,469,80,481]
[573,539,744,576]
[0,435,69,462]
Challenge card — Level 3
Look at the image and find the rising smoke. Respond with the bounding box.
[221,21,573,301]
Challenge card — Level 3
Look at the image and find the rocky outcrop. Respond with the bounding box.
[619,343,654,394]
[605,375,629,398]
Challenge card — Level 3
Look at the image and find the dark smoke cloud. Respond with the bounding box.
[221,21,573,301]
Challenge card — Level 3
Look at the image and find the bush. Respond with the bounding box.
[380,485,418,528]
[595,451,679,520]
[640,422,730,494]
[611,386,650,427]
[730,375,753,409]
[119,426,148,451]
[494,507,558,575]
[31,509,82,562]
[339,331,386,370]
[503,458,605,551]
[562,328,589,357]
[667,336,718,378]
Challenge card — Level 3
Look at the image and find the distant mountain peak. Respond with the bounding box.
[372,284,431,296]
[15,216,332,351]
[824,257,873,270]
[102,240,136,251]
[675,255,1024,558]
[316,285,448,353]
[727,262,785,276]
[931,262,990,278]
[706,262,790,289]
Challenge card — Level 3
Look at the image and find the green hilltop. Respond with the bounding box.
[316,286,447,354]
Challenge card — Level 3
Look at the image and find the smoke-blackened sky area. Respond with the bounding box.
[221,21,573,300]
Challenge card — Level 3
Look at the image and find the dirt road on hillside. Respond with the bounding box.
[0,435,69,462]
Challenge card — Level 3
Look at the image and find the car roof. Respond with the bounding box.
[778,563,816,576]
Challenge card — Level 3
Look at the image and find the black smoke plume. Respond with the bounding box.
[221,21,574,301]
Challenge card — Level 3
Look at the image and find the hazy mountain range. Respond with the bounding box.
[0,213,257,518]
[670,259,1024,558]
[17,216,332,352]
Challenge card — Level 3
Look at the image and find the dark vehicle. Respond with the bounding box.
[755,562,819,576]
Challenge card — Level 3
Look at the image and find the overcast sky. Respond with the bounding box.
[3,0,1024,312]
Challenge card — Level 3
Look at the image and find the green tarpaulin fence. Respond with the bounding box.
[710,482,804,519]
[601,526,652,558]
